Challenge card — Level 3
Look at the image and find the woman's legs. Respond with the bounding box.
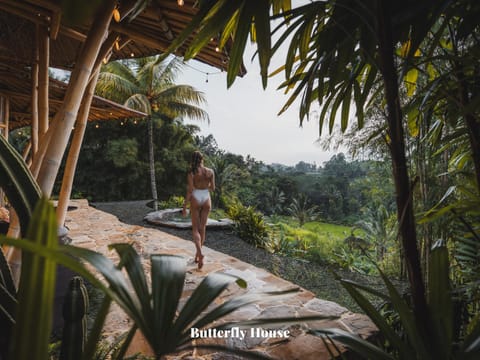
[190,200,203,267]
[190,197,211,269]
[199,199,211,246]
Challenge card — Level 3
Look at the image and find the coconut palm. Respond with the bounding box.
[96,56,209,210]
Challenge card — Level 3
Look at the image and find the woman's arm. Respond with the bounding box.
[183,173,193,216]
[209,169,216,192]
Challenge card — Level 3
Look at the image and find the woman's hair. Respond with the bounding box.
[190,151,203,174]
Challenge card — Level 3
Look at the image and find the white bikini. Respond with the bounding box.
[191,188,210,205]
[191,168,211,205]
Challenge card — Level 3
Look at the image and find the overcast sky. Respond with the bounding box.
[177,44,338,167]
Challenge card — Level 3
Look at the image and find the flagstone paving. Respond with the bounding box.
[65,199,377,359]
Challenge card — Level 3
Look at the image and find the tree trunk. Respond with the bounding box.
[148,116,159,210]
[36,0,116,196]
[375,0,430,337]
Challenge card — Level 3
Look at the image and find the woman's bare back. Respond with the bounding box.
[192,166,214,190]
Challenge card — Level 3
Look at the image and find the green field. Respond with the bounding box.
[267,217,356,264]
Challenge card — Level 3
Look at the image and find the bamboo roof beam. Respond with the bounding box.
[0,0,50,25]
[110,23,171,53]
[58,26,87,42]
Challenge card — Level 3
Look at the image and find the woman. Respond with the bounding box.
[182,151,215,269]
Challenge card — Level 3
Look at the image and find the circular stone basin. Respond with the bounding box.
[144,208,234,229]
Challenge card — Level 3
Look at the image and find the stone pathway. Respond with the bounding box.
[65,200,377,359]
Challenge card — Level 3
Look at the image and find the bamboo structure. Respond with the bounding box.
[56,70,100,227]
[36,0,117,196]
[31,32,39,157]
[1,0,243,224]
[38,24,50,137]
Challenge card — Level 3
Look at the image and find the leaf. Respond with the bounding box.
[172,271,241,340]
[309,328,395,360]
[0,135,41,235]
[338,276,413,358]
[10,197,57,360]
[428,242,453,356]
[150,254,186,354]
[227,2,255,87]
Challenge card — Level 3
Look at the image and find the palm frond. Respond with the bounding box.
[95,72,140,103]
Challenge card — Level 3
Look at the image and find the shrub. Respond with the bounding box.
[159,195,185,209]
[226,200,270,248]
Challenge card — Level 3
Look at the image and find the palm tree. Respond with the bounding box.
[208,155,242,208]
[355,205,397,262]
[287,193,319,227]
[96,56,209,210]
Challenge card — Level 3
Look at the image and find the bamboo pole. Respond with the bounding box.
[36,0,117,196]
[56,33,117,226]
[56,69,101,227]
[31,25,40,157]
[38,24,50,137]
[4,97,8,141]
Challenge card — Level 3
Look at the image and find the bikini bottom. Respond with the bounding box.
[192,189,210,205]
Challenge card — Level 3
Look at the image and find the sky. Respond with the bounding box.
[177,45,338,167]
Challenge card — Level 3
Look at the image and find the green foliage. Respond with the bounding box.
[9,197,58,360]
[104,138,139,168]
[266,219,351,265]
[72,117,196,201]
[286,193,319,226]
[0,134,41,234]
[312,242,480,360]
[226,200,270,248]
[158,195,185,209]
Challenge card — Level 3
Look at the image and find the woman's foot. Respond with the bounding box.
[197,255,204,270]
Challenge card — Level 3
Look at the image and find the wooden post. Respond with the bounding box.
[31,24,40,157]
[38,24,50,137]
[56,69,100,227]
[36,0,117,196]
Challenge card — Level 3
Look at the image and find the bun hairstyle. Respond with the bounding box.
[190,151,203,174]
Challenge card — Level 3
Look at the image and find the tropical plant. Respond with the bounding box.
[355,205,397,263]
[208,155,245,208]
[96,56,209,210]
[263,186,286,215]
[0,133,41,234]
[310,241,480,360]
[226,200,270,248]
[287,193,319,227]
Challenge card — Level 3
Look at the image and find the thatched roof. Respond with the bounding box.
[0,0,245,74]
[0,62,147,129]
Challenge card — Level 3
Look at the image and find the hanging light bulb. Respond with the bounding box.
[112,7,121,22]
[177,0,184,6]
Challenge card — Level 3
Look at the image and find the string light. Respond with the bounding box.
[177,0,184,6]
[181,61,223,82]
